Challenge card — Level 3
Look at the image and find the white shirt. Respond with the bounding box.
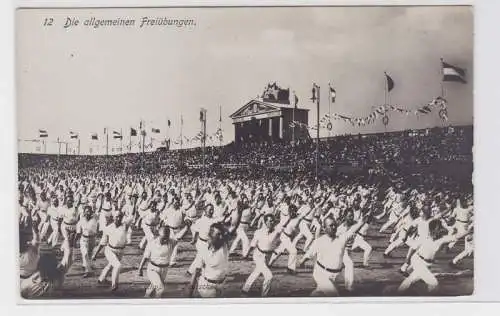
[163,207,184,229]
[192,216,216,240]
[61,206,80,225]
[304,234,351,270]
[250,226,282,252]
[144,237,178,266]
[100,223,128,249]
[201,243,229,281]
[77,216,99,237]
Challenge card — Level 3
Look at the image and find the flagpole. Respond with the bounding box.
[120,128,123,154]
[219,105,222,148]
[384,73,388,133]
[440,58,446,99]
[328,84,332,138]
[316,84,320,182]
[78,137,80,155]
[292,91,296,145]
[129,128,132,154]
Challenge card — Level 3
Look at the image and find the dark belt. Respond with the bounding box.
[240,221,251,225]
[167,224,182,230]
[418,254,434,264]
[357,232,366,238]
[150,261,169,268]
[456,219,469,224]
[256,245,273,254]
[303,218,312,223]
[317,261,344,273]
[145,222,156,227]
[102,208,112,212]
[64,221,77,226]
[82,234,95,238]
[108,244,125,250]
[204,276,225,284]
[20,272,34,279]
[199,237,208,243]
[283,232,293,239]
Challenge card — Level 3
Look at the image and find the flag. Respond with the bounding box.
[113,131,122,139]
[442,59,466,83]
[329,84,336,103]
[130,128,137,136]
[167,120,171,127]
[200,108,207,122]
[152,128,160,133]
[385,72,395,92]
[39,130,48,138]
[311,84,319,102]
[418,106,432,114]
[293,92,299,108]
[69,131,78,139]
[91,133,98,140]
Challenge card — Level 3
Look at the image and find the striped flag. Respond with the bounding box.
[113,131,122,139]
[39,130,48,138]
[385,72,395,92]
[329,84,336,103]
[91,133,98,140]
[442,59,466,83]
[151,128,160,133]
[200,108,207,122]
[69,131,78,139]
[130,128,137,136]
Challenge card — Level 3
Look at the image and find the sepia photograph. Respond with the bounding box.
[16,5,473,300]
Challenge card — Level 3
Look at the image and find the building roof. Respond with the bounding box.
[229,99,309,119]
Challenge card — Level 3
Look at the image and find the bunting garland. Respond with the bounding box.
[316,97,448,129]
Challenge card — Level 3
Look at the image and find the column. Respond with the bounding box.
[269,118,273,137]
[279,116,283,139]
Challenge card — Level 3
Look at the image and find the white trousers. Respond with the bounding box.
[242,249,273,296]
[229,224,250,255]
[61,223,77,268]
[380,212,399,233]
[145,263,169,298]
[272,234,297,271]
[293,221,314,251]
[351,234,372,266]
[452,237,474,264]
[80,236,96,273]
[398,254,438,293]
[98,246,123,287]
[188,239,208,275]
[140,224,156,250]
[47,219,60,248]
[343,251,354,291]
[197,275,224,298]
[311,263,341,296]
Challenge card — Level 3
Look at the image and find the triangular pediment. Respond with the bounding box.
[230,100,281,119]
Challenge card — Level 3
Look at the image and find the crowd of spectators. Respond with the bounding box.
[18,125,472,193]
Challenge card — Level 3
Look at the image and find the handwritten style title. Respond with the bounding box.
[54,16,197,29]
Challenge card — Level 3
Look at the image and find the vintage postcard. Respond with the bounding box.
[16,5,473,300]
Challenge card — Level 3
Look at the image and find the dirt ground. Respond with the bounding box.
[29,220,473,300]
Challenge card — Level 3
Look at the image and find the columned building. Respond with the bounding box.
[229,99,309,145]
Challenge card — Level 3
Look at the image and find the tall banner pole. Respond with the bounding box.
[292,91,296,146]
[129,128,132,154]
[78,137,81,155]
[219,105,222,148]
[328,84,332,138]
[316,84,320,182]
[120,128,123,154]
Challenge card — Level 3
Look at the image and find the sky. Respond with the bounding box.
[16,6,473,154]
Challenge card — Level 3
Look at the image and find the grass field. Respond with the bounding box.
[29,220,473,299]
